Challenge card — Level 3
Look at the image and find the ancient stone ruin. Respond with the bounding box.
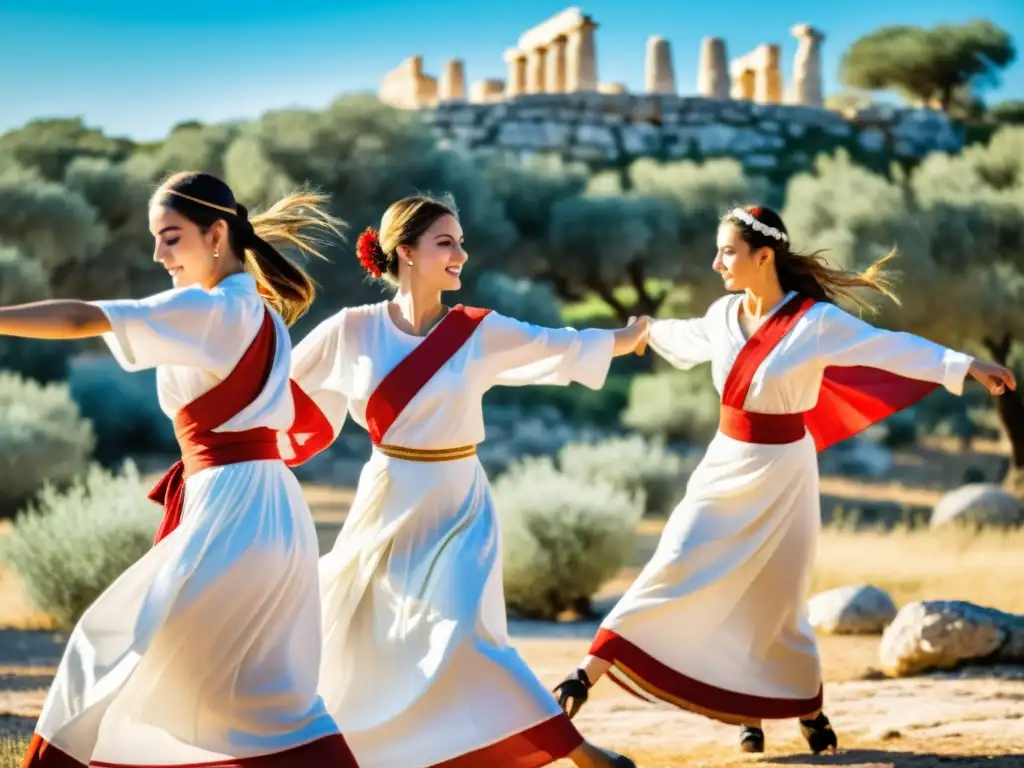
[378,7,826,110]
[375,7,960,172]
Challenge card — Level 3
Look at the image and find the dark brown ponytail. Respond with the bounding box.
[153,172,346,325]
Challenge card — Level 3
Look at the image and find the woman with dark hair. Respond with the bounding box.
[289,194,645,768]
[8,172,359,767]
[552,204,1015,755]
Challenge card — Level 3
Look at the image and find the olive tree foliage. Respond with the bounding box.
[483,154,768,322]
[0,118,135,182]
[840,20,1016,113]
[213,95,519,332]
[782,131,1024,491]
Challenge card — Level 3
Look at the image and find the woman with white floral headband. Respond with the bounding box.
[552,204,1015,755]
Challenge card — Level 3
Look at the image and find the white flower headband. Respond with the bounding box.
[728,208,789,243]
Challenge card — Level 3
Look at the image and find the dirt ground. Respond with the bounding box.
[0,436,1022,766]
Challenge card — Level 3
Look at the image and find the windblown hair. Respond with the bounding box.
[151,171,346,325]
[722,205,900,313]
[355,194,458,284]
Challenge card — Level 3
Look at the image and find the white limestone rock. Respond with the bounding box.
[808,585,898,635]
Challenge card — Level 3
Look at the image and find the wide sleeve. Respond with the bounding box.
[90,287,226,372]
[816,304,973,395]
[289,309,351,440]
[478,312,614,390]
[647,317,713,371]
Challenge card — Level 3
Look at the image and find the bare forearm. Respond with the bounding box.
[0,301,111,339]
[611,323,646,357]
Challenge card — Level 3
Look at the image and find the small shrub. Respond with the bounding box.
[0,372,94,516]
[494,457,644,620]
[69,355,175,466]
[557,435,690,516]
[1,461,159,627]
[622,369,720,444]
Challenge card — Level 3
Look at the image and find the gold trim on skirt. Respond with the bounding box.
[374,443,477,462]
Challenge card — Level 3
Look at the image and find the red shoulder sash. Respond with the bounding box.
[149,308,281,544]
[723,295,940,452]
[365,304,491,445]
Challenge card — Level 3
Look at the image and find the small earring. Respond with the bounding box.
[213,250,220,259]
[406,260,414,266]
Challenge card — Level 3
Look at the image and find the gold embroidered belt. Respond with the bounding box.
[374,443,478,462]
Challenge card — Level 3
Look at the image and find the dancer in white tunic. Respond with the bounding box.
[553,204,1016,755]
[4,172,358,767]
[288,195,647,768]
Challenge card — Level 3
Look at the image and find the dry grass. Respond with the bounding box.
[0,739,25,766]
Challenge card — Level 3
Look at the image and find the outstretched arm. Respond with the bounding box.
[641,314,714,371]
[0,300,111,339]
[481,313,646,389]
[817,304,1015,396]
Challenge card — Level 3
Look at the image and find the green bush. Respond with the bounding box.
[557,435,691,516]
[0,372,94,516]
[0,247,73,383]
[1,461,159,628]
[494,457,643,620]
[622,369,720,444]
[69,355,176,466]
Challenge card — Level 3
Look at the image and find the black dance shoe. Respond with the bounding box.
[594,745,637,767]
[552,667,591,719]
[739,725,765,753]
[799,712,838,754]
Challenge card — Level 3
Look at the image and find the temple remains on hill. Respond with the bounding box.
[379,7,825,109]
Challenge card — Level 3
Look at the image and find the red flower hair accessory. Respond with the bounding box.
[356,227,383,278]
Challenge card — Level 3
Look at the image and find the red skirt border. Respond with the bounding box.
[22,733,357,768]
[590,628,822,724]
[427,713,582,768]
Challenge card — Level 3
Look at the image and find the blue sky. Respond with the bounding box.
[1,0,1021,140]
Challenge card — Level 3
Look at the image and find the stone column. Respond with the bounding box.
[732,68,755,100]
[504,49,527,97]
[470,79,506,104]
[546,35,568,93]
[754,44,782,104]
[566,18,598,92]
[438,59,466,102]
[789,24,825,107]
[645,35,675,94]
[526,46,547,93]
[697,37,729,99]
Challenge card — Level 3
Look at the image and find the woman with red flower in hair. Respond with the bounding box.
[287,194,647,768]
[552,204,1015,756]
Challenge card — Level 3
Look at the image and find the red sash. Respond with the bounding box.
[148,310,281,545]
[721,295,940,452]
[365,304,491,445]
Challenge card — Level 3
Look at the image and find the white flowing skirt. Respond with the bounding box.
[32,460,349,766]
[591,430,824,723]
[318,451,582,768]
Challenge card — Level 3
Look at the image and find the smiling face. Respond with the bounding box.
[399,213,467,293]
[149,204,224,289]
[713,221,772,292]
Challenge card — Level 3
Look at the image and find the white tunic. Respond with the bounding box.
[593,292,972,722]
[291,300,615,767]
[33,274,341,765]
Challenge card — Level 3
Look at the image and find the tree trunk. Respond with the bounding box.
[982,334,1024,497]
